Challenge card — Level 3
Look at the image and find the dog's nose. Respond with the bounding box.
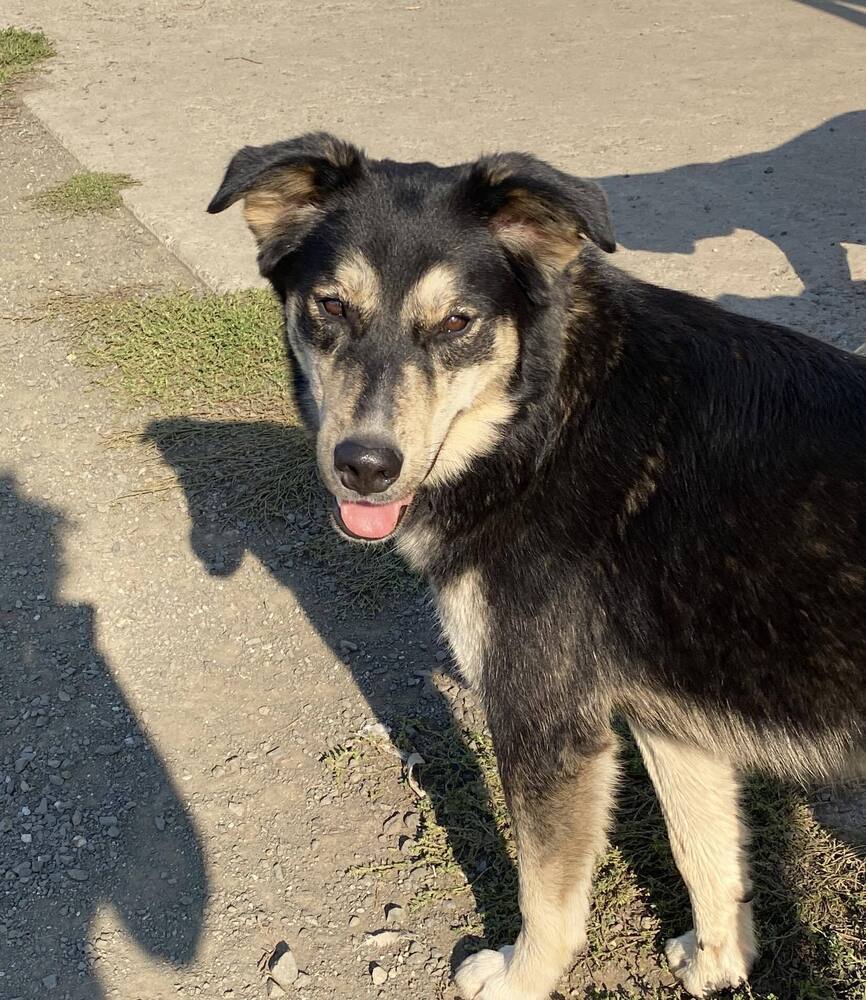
[334,440,403,495]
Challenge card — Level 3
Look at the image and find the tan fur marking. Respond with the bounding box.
[395,522,440,573]
[454,744,619,1000]
[242,165,319,242]
[630,726,757,997]
[316,250,382,318]
[617,448,665,535]
[312,358,366,475]
[434,569,489,688]
[622,684,856,781]
[426,318,520,487]
[837,565,865,589]
[401,263,461,328]
[493,189,585,273]
[392,363,432,445]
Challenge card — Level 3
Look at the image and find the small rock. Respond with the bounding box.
[339,639,358,653]
[154,814,166,831]
[384,904,404,925]
[370,963,388,986]
[267,942,298,989]
[382,812,403,836]
[364,930,406,950]
[42,974,58,989]
[348,915,360,928]
[67,868,88,882]
[294,971,310,988]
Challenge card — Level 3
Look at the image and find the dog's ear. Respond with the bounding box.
[207,133,365,275]
[460,152,615,274]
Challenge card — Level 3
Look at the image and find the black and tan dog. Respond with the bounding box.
[208,135,866,999]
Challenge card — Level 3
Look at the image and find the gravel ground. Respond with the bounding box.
[0,98,481,1000]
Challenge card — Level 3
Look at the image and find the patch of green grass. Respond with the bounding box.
[0,27,54,88]
[68,289,287,416]
[32,171,138,214]
[346,720,866,999]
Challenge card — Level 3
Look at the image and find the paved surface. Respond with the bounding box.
[8,0,866,342]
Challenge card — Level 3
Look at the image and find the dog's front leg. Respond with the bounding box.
[454,728,618,1000]
[630,725,757,997]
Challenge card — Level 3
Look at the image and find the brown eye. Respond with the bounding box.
[319,298,345,318]
[443,314,471,334]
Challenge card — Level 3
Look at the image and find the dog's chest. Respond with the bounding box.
[433,568,490,688]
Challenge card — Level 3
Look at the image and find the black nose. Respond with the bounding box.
[333,440,403,495]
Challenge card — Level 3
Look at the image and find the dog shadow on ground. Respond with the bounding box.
[144,418,516,953]
[0,473,206,998]
[596,110,866,350]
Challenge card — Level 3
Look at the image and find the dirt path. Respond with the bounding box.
[1,98,485,1000]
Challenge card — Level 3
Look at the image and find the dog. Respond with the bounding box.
[207,134,866,999]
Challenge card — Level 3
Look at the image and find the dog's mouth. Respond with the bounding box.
[334,496,414,541]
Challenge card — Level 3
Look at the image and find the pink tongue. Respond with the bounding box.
[339,499,406,540]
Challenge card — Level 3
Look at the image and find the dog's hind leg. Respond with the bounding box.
[630,724,757,998]
[454,735,618,1000]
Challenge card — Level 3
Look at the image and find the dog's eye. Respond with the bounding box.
[442,314,472,335]
[318,298,345,318]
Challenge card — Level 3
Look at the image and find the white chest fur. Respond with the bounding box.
[433,568,490,688]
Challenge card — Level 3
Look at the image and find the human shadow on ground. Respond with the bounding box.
[0,473,206,999]
[144,418,515,948]
[790,0,866,30]
[596,110,866,349]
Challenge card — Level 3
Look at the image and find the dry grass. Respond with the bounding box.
[0,27,54,88]
[32,172,138,214]
[66,288,288,416]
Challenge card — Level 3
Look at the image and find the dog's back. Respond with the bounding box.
[557,268,866,778]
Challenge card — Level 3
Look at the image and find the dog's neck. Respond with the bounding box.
[405,254,627,573]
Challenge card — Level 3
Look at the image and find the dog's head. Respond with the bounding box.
[208,133,614,542]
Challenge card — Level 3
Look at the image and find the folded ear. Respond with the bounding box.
[207,132,365,275]
[461,152,615,275]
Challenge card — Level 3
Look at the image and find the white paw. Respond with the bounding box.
[453,946,518,999]
[665,928,756,998]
